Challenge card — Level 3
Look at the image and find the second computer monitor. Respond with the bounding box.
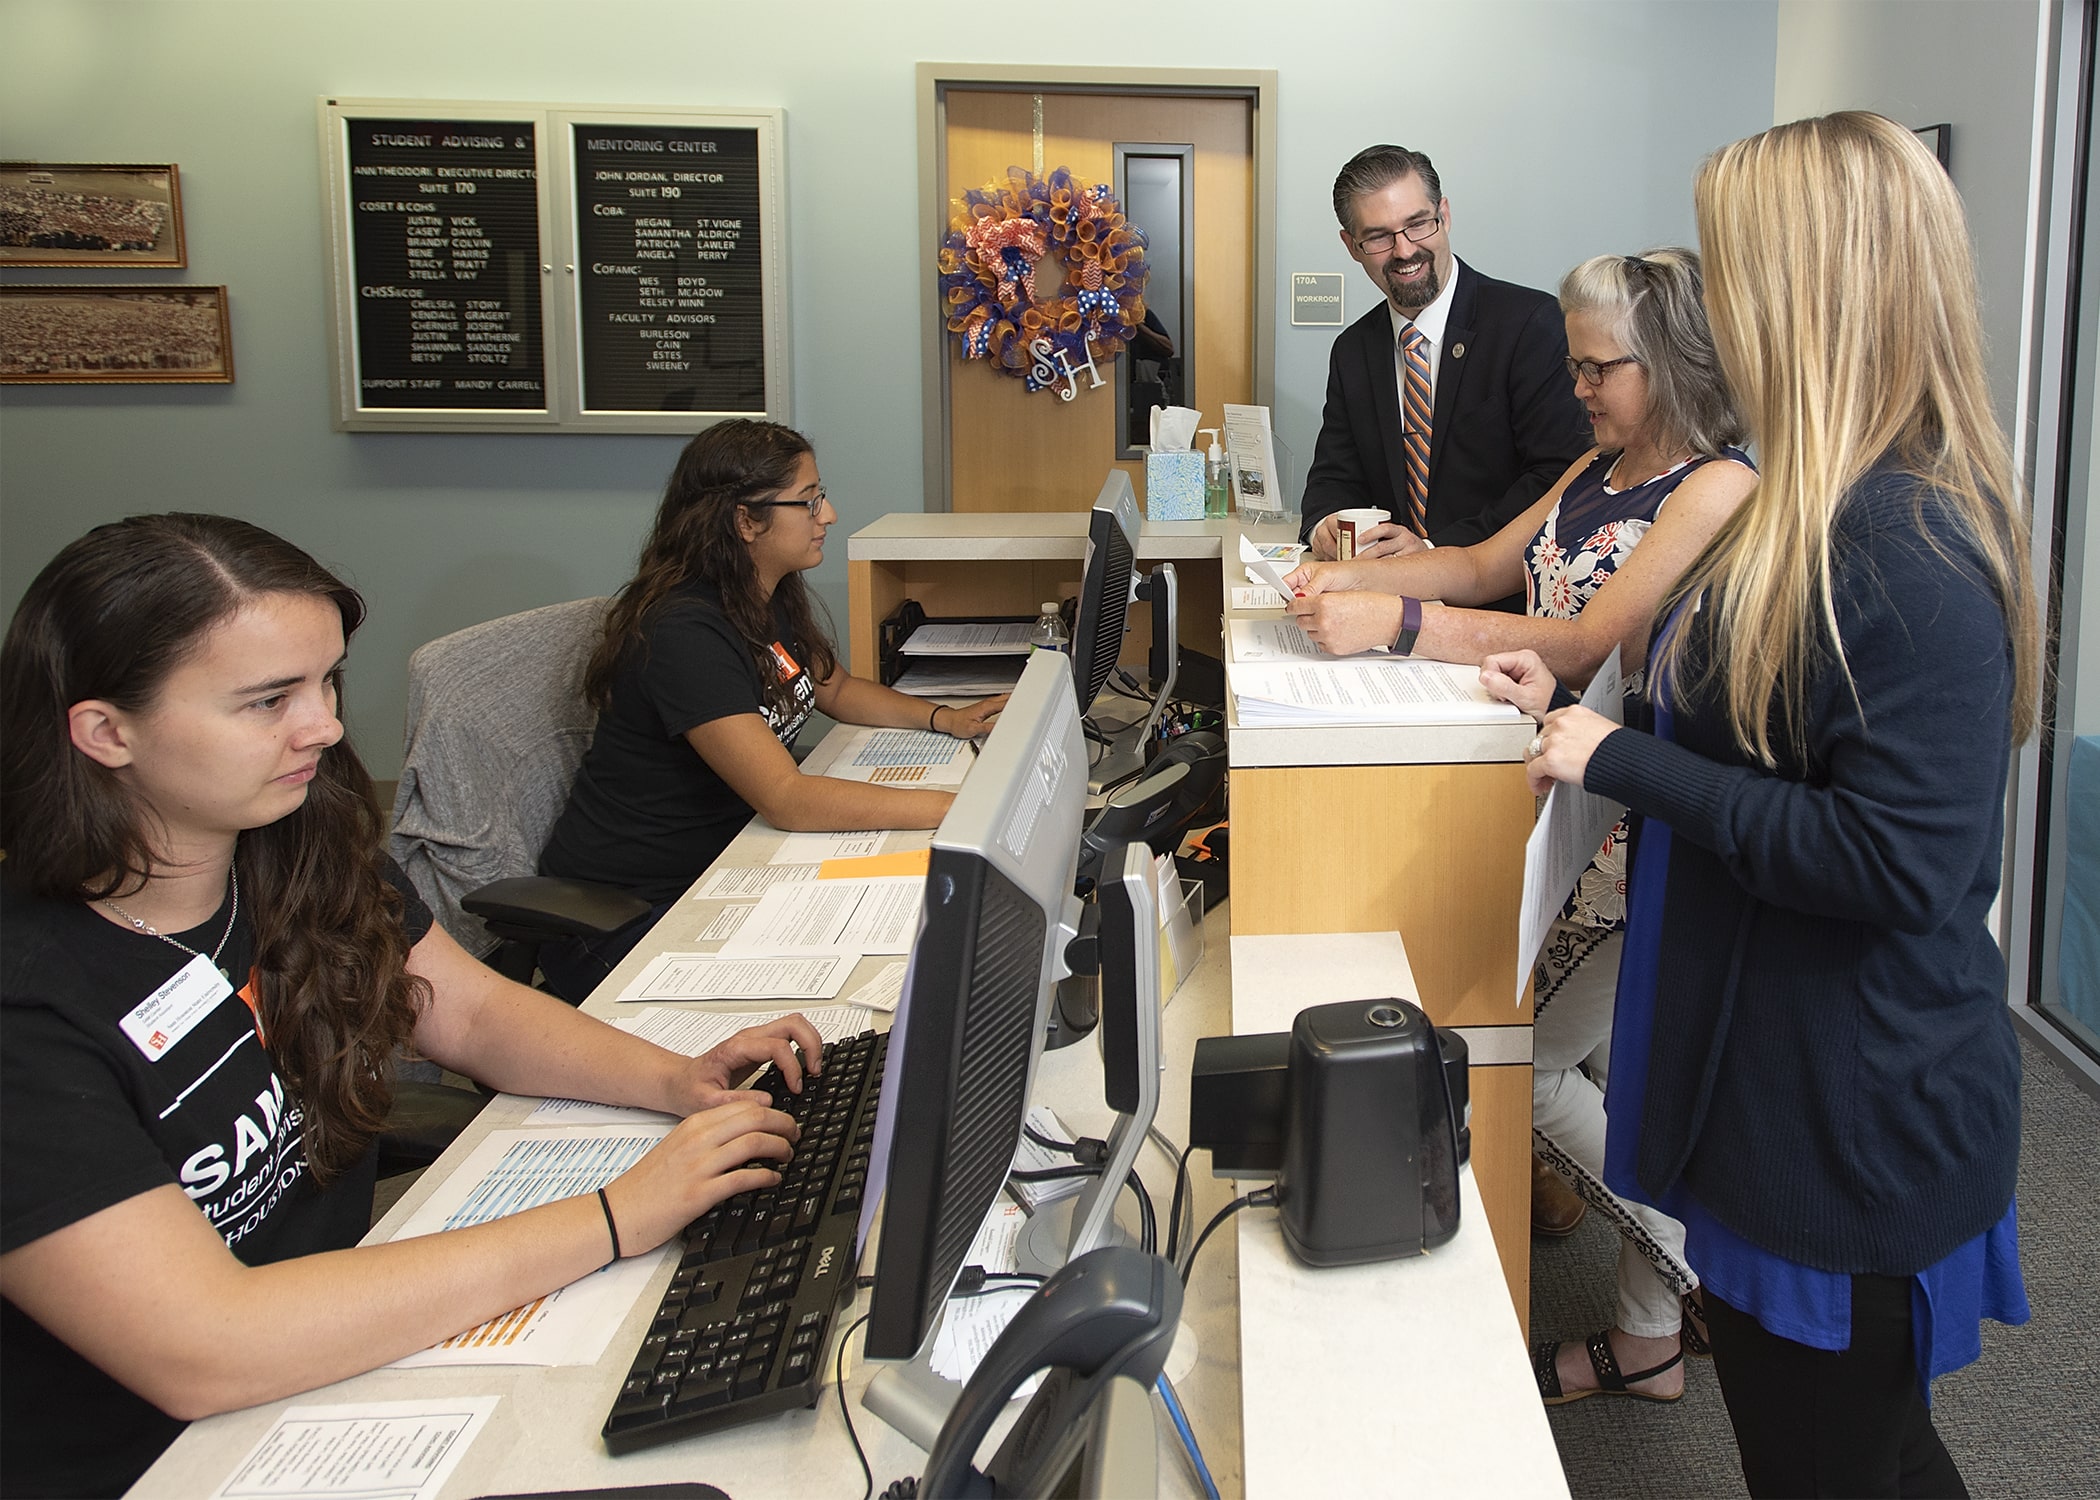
[861,649,1089,1362]
[1069,469,1140,719]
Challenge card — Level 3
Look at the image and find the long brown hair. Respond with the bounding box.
[0,514,428,1183]
[586,419,838,715]
[1663,111,2039,764]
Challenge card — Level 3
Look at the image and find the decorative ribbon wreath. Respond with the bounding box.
[937,167,1149,391]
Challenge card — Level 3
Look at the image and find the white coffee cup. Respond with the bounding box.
[1334,507,1393,560]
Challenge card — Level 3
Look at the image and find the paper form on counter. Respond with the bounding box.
[1229,618,1386,663]
[385,1127,670,1366]
[840,959,908,1013]
[694,862,819,899]
[825,726,972,787]
[715,875,924,958]
[212,1397,496,1500]
[928,1202,1039,1390]
[1230,658,1522,725]
[1515,647,1628,1004]
[774,829,888,863]
[611,951,852,1004]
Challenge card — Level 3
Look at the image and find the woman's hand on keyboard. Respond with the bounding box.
[671,1014,825,1113]
[605,1100,801,1254]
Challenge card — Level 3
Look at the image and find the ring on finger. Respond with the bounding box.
[1527,733,1545,760]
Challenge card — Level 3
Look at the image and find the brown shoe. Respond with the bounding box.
[1532,1153,1586,1237]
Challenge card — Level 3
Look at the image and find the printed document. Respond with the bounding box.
[902,621,1034,655]
[612,951,852,1003]
[1515,648,1629,1004]
[774,829,888,863]
[1229,618,1385,663]
[716,875,925,958]
[386,1126,670,1367]
[826,726,971,787]
[1231,584,1287,611]
[929,1202,1037,1388]
[212,1397,496,1500]
[1231,659,1522,725]
[694,861,820,899]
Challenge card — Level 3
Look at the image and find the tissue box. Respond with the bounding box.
[1145,451,1205,520]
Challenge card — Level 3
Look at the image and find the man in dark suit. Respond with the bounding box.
[1300,145,1590,595]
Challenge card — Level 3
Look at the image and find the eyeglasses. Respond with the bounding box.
[1564,355,1641,385]
[747,487,830,519]
[1353,207,1443,257]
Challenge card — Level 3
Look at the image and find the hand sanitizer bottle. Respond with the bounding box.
[1201,428,1230,519]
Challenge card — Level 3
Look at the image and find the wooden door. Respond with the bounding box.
[942,91,1254,512]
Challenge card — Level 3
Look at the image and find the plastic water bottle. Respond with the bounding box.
[1029,601,1070,654]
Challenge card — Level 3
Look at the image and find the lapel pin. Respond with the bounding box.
[1451,342,1466,359]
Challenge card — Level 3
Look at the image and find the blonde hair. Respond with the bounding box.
[1663,111,2038,765]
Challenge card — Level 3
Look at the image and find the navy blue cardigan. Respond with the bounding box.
[1583,468,2022,1275]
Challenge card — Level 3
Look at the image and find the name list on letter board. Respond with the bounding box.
[572,123,765,414]
[345,118,546,410]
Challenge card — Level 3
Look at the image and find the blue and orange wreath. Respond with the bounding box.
[937,167,1149,391]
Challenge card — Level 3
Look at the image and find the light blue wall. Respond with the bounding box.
[0,0,1779,776]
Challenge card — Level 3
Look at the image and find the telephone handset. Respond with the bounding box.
[914,1246,1182,1500]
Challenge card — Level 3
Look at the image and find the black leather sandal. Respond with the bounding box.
[1533,1330,1686,1405]
[1681,1288,1713,1358]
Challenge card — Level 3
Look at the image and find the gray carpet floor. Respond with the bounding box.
[1533,1034,2100,1498]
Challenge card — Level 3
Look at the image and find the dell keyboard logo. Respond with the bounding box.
[814,1245,836,1279]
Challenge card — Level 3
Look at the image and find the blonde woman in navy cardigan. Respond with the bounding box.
[1492,113,2040,1498]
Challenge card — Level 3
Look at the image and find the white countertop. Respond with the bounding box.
[848,511,1300,563]
[1229,931,1566,1499]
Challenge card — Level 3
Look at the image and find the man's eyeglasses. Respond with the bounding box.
[1353,207,1443,257]
[1564,355,1641,385]
[748,487,830,518]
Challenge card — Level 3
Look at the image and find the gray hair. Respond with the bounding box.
[1331,145,1442,233]
[1559,247,1746,458]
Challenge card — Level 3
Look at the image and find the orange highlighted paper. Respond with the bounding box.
[819,849,931,880]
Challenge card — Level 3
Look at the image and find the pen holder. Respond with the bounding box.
[1144,451,1205,521]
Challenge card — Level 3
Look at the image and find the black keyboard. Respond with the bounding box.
[601,1029,888,1453]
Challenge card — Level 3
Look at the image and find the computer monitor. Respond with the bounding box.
[1069,469,1140,722]
[861,647,1090,1364]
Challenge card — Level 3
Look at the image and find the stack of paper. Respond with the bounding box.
[1231,657,1522,726]
[891,655,1027,698]
[893,621,1032,698]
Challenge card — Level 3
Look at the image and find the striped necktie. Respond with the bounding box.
[1401,324,1433,536]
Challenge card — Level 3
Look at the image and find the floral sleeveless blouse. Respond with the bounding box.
[1527,446,1753,931]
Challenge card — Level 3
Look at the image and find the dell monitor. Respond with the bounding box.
[861,648,1090,1365]
[1069,470,1140,725]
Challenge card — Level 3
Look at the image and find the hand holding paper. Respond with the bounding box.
[1239,533,1300,599]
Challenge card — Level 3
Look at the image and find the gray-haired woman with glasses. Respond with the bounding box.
[537,419,1005,1001]
[1284,249,1756,1403]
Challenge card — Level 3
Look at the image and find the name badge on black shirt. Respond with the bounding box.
[117,953,233,1062]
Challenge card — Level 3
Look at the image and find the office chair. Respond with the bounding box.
[389,597,652,988]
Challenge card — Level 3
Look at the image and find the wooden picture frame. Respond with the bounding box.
[0,284,233,383]
[0,162,186,267]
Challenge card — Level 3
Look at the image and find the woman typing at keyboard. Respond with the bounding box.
[0,514,821,1499]
[537,418,1005,1001]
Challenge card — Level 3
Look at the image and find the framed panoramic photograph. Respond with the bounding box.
[0,285,233,383]
[0,162,187,266]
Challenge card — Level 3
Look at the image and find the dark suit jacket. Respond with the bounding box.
[1300,260,1591,558]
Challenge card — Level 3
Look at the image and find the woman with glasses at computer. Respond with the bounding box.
[1495,114,2034,1496]
[0,514,820,1498]
[1282,247,1756,1405]
[538,419,1006,1002]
